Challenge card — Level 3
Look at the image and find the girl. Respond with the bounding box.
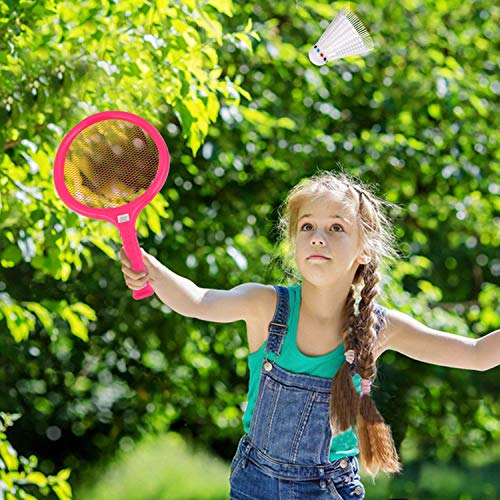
[120,171,499,499]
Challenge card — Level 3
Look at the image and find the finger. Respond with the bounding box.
[119,247,132,267]
[124,274,149,290]
[122,265,148,280]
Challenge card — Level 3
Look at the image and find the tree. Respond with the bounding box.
[1,0,498,485]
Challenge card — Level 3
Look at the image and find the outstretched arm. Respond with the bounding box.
[120,247,271,323]
[374,309,499,371]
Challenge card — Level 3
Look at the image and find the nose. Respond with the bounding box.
[311,231,326,246]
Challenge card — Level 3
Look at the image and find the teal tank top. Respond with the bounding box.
[242,283,364,461]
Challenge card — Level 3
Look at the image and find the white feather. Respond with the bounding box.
[309,7,374,66]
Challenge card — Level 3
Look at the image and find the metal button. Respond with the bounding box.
[340,459,347,468]
[354,486,363,495]
[264,361,273,372]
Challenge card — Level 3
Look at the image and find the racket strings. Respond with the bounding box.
[64,119,159,208]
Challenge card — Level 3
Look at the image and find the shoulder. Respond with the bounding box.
[244,283,277,301]
[241,283,278,320]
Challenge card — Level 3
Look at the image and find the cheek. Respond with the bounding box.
[295,238,307,253]
[293,241,306,260]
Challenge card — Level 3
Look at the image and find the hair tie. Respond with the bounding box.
[344,349,355,364]
[360,378,371,395]
[344,349,357,376]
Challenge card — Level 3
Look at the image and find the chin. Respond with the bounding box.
[298,268,336,286]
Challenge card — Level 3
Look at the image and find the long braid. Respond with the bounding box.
[356,261,379,381]
[329,286,360,434]
[356,261,402,477]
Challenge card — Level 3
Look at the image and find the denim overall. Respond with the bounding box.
[230,285,369,499]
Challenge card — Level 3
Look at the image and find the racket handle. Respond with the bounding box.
[119,222,154,301]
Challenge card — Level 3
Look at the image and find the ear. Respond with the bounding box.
[356,251,371,265]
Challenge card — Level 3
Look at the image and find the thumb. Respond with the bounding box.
[140,248,158,274]
[140,248,151,267]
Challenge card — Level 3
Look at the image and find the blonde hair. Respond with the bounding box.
[275,169,403,477]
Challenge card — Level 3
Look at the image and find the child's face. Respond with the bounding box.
[294,194,370,286]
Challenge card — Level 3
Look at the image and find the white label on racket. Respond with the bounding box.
[118,214,130,223]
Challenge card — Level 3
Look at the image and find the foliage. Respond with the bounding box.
[0,0,257,339]
[0,0,498,494]
[0,413,72,500]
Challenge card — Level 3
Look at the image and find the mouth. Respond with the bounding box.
[307,255,331,260]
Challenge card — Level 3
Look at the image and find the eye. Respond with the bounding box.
[299,223,344,232]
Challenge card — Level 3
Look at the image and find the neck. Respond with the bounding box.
[300,278,353,325]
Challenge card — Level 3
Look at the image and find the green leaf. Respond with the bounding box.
[1,245,22,267]
[427,103,441,120]
[206,0,233,17]
[0,442,19,471]
[276,117,296,130]
[23,302,54,333]
[56,468,71,481]
[70,302,97,321]
[174,101,195,136]
[407,137,426,151]
[88,236,117,260]
[51,481,72,500]
[469,95,488,117]
[142,204,161,235]
[60,309,89,341]
[428,48,445,65]
[417,280,443,302]
[25,472,48,487]
[3,305,34,342]
[206,92,220,122]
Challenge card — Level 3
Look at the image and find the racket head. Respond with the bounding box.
[54,111,170,301]
[53,110,170,226]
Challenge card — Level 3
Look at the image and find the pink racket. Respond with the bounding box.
[54,110,170,300]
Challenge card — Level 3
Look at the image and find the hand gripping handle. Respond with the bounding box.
[118,221,154,300]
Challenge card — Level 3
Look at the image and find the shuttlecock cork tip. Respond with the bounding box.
[308,45,327,66]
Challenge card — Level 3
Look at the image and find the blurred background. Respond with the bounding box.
[0,0,498,498]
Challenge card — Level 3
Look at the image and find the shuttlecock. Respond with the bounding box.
[309,7,374,66]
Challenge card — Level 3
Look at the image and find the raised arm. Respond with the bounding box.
[374,309,500,371]
[120,247,269,323]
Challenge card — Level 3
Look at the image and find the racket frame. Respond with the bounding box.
[54,110,170,300]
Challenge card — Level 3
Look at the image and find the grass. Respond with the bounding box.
[361,460,499,499]
[74,432,230,500]
[74,433,499,500]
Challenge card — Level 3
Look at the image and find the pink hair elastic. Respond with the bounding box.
[344,349,356,364]
[345,349,371,395]
[360,379,372,395]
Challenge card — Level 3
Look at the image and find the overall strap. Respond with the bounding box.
[263,285,289,361]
